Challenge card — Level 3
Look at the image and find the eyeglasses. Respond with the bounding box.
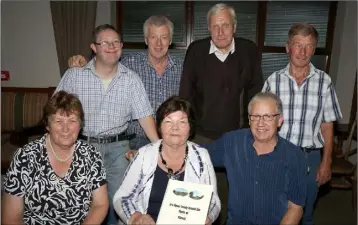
[249,114,280,121]
[94,40,122,48]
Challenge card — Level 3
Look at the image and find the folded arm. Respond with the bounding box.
[1,193,24,224]
[82,184,109,225]
[280,201,303,225]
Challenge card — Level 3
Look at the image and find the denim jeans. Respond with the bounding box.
[302,150,321,225]
[129,135,150,150]
[90,140,130,225]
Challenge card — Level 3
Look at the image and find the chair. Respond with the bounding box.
[330,116,357,211]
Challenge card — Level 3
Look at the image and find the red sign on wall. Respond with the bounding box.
[1,71,10,81]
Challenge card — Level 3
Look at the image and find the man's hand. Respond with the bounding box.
[68,55,87,68]
[126,150,138,161]
[205,217,212,225]
[316,160,332,185]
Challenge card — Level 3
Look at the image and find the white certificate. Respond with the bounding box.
[156,179,213,224]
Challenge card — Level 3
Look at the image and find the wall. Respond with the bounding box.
[330,1,357,124]
[1,1,60,87]
[1,1,356,122]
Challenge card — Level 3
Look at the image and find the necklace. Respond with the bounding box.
[47,135,74,163]
[159,143,188,180]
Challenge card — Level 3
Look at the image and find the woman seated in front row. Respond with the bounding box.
[113,96,221,225]
[2,91,108,224]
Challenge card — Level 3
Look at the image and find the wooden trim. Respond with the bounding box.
[263,46,328,55]
[256,1,268,62]
[185,1,194,47]
[324,1,338,73]
[1,87,56,98]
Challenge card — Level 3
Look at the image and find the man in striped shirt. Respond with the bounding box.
[262,23,342,225]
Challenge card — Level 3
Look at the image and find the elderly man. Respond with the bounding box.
[56,24,158,225]
[68,16,183,150]
[204,92,307,225]
[262,23,342,225]
[179,3,264,223]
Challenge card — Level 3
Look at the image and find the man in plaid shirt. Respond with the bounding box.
[56,24,159,225]
[263,23,342,225]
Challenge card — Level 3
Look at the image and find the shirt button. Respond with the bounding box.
[255,181,258,184]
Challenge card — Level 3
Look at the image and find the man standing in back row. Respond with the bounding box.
[263,23,342,225]
[179,3,264,224]
[57,24,159,225]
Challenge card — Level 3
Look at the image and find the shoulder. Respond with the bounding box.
[12,136,45,162]
[266,66,288,82]
[221,128,250,143]
[168,54,184,67]
[118,63,141,80]
[278,136,305,161]
[310,64,333,84]
[235,37,257,48]
[121,52,146,66]
[76,139,102,161]
[187,37,211,51]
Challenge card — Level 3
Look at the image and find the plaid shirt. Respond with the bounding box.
[55,58,153,137]
[121,52,183,137]
[262,63,342,148]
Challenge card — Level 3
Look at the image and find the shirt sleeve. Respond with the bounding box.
[262,79,271,92]
[54,68,76,94]
[3,147,30,197]
[90,146,107,191]
[323,83,343,123]
[129,72,154,120]
[202,135,227,168]
[287,148,307,207]
[113,147,146,223]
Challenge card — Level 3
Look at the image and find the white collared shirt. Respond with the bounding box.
[209,39,235,62]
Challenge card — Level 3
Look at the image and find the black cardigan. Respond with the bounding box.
[179,37,264,139]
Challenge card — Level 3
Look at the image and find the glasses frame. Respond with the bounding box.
[94,40,122,49]
[248,113,281,122]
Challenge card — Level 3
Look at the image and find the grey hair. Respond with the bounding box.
[248,92,283,115]
[143,15,174,40]
[207,3,237,27]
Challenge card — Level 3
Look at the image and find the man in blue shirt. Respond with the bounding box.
[204,92,307,224]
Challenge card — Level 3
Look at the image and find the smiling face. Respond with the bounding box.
[286,34,316,69]
[90,29,122,65]
[249,99,283,144]
[160,111,190,148]
[47,110,81,151]
[145,25,171,61]
[208,9,236,53]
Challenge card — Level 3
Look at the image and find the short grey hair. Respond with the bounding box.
[248,92,283,115]
[143,15,174,40]
[207,3,237,27]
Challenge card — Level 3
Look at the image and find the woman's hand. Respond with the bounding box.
[205,217,212,225]
[129,212,155,225]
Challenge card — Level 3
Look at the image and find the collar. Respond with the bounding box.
[84,57,124,78]
[247,129,282,154]
[209,38,235,55]
[284,62,318,81]
[142,51,176,69]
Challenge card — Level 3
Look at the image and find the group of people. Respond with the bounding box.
[2,2,342,225]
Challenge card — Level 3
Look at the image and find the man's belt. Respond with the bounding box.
[301,147,322,153]
[79,133,136,144]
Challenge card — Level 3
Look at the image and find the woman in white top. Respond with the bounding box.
[113,96,220,225]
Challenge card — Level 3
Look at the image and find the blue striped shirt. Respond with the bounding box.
[55,58,153,136]
[121,52,183,137]
[204,129,307,225]
[262,63,342,148]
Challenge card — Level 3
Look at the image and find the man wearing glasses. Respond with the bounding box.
[55,24,159,225]
[262,23,342,225]
[204,92,307,225]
